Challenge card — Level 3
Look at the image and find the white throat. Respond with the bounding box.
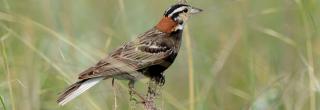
[174,23,184,31]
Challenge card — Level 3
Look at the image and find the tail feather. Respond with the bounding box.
[57,77,104,106]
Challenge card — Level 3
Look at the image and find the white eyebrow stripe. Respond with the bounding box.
[169,6,187,17]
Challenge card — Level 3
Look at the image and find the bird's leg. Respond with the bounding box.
[128,80,146,103]
[111,78,118,110]
[112,78,115,86]
[128,80,137,102]
[128,80,137,110]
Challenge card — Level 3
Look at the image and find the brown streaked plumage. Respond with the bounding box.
[57,3,202,106]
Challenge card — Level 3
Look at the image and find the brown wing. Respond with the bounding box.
[118,38,174,68]
[78,29,175,80]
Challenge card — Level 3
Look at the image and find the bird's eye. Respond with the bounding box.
[183,9,188,13]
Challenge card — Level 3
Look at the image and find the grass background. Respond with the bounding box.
[0,0,319,110]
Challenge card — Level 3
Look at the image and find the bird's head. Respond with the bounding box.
[156,4,202,33]
[164,4,202,23]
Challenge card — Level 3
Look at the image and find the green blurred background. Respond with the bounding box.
[0,0,319,110]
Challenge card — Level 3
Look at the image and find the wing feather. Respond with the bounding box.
[78,29,173,79]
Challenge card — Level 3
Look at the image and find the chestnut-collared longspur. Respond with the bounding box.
[57,3,202,106]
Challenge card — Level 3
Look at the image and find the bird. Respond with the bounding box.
[57,2,202,106]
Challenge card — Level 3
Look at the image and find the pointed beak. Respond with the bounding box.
[190,7,203,14]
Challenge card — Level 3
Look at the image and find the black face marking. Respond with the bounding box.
[164,4,189,17]
[183,9,188,13]
[170,28,183,35]
[171,11,184,20]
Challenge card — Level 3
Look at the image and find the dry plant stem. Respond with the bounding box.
[144,102,157,110]
[1,40,16,110]
[112,79,184,110]
[128,83,148,110]
[294,1,317,109]
[144,80,161,110]
[177,1,195,110]
[184,25,195,110]
[3,26,102,110]
[1,95,7,110]
[130,88,147,102]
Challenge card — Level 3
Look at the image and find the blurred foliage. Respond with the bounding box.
[0,0,320,110]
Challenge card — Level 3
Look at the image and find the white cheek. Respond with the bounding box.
[182,14,189,21]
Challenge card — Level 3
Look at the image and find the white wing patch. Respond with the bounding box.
[139,43,169,54]
[149,45,160,48]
